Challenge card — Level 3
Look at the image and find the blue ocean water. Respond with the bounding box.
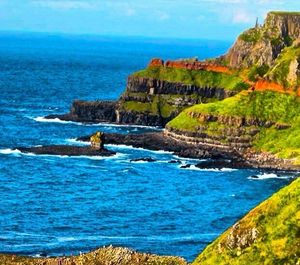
[0,33,293,261]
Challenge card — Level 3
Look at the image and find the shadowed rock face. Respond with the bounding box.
[0,246,187,265]
[224,12,300,68]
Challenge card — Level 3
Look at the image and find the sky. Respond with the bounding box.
[0,0,299,40]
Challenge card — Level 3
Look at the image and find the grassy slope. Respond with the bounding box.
[193,177,300,265]
[121,94,185,118]
[167,91,300,163]
[266,44,300,88]
[0,246,187,265]
[133,66,249,92]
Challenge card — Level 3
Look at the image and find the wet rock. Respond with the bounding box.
[168,160,182,164]
[180,164,191,169]
[18,145,115,157]
[130,157,156,163]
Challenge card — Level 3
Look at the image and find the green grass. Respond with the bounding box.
[254,122,300,163]
[248,64,270,82]
[122,94,185,119]
[239,28,262,43]
[193,177,300,265]
[269,11,300,15]
[133,66,249,92]
[167,91,300,162]
[267,45,300,87]
[173,91,300,123]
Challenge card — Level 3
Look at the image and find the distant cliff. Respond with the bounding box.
[224,12,300,68]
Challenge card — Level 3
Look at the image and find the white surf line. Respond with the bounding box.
[0,148,126,161]
[0,148,22,155]
[106,144,174,155]
[32,116,162,130]
[248,173,293,180]
[179,164,238,172]
[66,138,90,145]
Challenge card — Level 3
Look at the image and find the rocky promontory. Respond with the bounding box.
[46,58,248,127]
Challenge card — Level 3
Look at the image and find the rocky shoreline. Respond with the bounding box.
[78,131,300,172]
[0,246,187,265]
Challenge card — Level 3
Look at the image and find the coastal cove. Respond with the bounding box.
[0,33,296,264]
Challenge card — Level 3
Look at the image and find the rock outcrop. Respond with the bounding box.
[0,246,187,265]
[18,145,115,157]
[224,12,300,68]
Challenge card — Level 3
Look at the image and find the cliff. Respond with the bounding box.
[166,90,300,167]
[193,177,300,265]
[50,59,248,126]
[224,12,300,69]
[47,12,300,161]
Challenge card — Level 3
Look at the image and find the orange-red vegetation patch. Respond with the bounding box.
[254,80,298,96]
[148,58,231,74]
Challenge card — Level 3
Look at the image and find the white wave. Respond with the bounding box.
[57,233,218,243]
[0,148,22,155]
[248,173,291,180]
[66,138,90,145]
[180,165,237,172]
[107,144,173,155]
[70,152,126,161]
[0,148,125,161]
[93,122,162,130]
[33,116,162,130]
[33,116,75,124]
[172,155,204,162]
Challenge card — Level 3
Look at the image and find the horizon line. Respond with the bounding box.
[0,29,235,43]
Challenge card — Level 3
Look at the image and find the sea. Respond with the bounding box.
[0,32,294,262]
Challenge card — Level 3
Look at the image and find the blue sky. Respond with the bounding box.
[0,0,299,40]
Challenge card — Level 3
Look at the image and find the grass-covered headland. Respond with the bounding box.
[167,90,300,164]
[133,66,249,92]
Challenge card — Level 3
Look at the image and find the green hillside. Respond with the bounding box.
[133,66,249,92]
[167,90,300,164]
[193,177,300,265]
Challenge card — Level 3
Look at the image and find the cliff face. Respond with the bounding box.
[193,177,300,265]
[51,63,243,126]
[167,90,300,167]
[224,12,300,69]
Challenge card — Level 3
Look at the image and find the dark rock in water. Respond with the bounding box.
[130,157,156,163]
[18,145,115,157]
[45,100,117,124]
[180,164,191,169]
[196,159,242,169]
[250,175,260,179]
[168,160,182,164]
[38,252,48,258]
